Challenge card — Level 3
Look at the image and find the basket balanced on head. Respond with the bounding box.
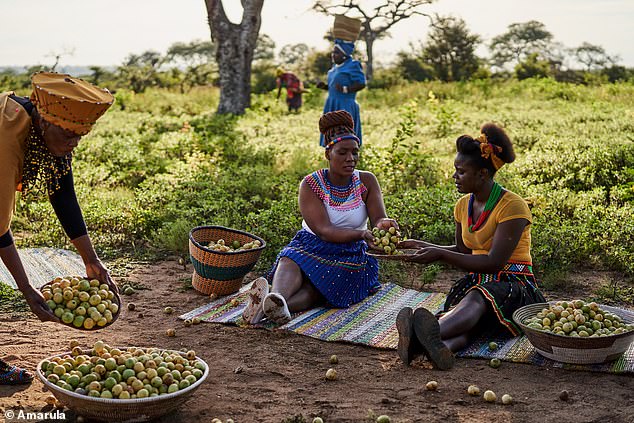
[189,226,266,296]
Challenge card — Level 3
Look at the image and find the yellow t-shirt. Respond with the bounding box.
[0,92,30,236]
[454,190,532,263]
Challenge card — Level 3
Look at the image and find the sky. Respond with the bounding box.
[1,0,633,68]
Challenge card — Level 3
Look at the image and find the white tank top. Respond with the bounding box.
[301,169,368,235]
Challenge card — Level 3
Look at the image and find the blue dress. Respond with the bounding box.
[320,58,366,146]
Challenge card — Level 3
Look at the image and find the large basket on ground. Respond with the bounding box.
[189,226,266,295]
[37,349,209,422]
[513,302,634,364]
[39,277,121,331]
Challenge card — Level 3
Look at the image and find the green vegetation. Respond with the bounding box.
[6,78,634,291]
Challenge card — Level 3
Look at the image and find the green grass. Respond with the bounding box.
[9,78,634,292]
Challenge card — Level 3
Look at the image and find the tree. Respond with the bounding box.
[421,16,480,82]
[279,43,310,68]
[117,50,164,93]
[253,34,276,62]
[166,40,217,92]
[573,42,618,71]
[514,53,550,80]
[489,21,553,69]
[313,0,434,81]
[205,0,264,115]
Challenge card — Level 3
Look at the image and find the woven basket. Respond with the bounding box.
[189,226,266,295]
[37,348,209,422]
[333,14,362,41]
[513,302,634,364]
[40,277,121,331]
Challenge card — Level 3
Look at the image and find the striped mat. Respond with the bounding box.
[0,248,85,289]
[180,282,634,374]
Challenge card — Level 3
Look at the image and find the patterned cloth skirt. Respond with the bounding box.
[268,229,380,308]
[442,261,546,336]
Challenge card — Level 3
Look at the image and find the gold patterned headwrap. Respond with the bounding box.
[30,71,114,135]
[476,133,505,170]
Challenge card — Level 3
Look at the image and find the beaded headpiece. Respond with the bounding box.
[30,72,114,135]
[475,133,504,170]
[319,110,359,150]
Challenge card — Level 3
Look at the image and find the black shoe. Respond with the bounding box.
[396,307,422,366]
[412,307,455,370]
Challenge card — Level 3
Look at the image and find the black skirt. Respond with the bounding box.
[442,261,546,336]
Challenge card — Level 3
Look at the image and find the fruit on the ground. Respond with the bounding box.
[376,416,391,423]
[524,300,633,337]
[489,358,501,369]
[559,390,569,401]
[329,354,338,364]
[164,307,174,314]
[483,390,496,402]
[41,277,119,330]
[325,368,337,380]
[183,319,193,327]
[123,286,135,295]
[40,343,205,399]
[425,381,438,391]
[166,328,176,337]
[371,227,403,255]
[192,317,201,325]
[501,394,513,405]
[313,418,324,423]
[45,395,57,405]
[467,385,480,396]
[127,303,136,311]
[488,342,498,351]
[230,298,240,307]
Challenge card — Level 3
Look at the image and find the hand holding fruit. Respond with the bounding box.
[85,259,119,294]
[370,225,403,255]
[375,217,399,231]
[24,287,60,323]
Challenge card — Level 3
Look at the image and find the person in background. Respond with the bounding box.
[0,72,116,385]
[317,39,366,147]
[242,110,397,325]
[395,123,546,370]
[276,67,305,113]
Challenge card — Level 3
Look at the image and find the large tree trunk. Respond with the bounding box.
[205,0,264,115]
[363,35,375,82]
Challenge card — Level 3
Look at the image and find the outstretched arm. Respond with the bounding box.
[0,239,59,322]
[406,219,529,274]
[49,171,118,293]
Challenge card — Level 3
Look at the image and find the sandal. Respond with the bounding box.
[0,361,34,385]
[242,277,269,325]
[262,292,291,325]
[396,307,423,366]
[413,307,455,370]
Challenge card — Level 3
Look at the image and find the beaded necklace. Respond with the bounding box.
[467,181,503,232]
[324,170,357,207]
[20,124,72,197]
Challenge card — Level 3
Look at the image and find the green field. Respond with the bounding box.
[10,78,634,292]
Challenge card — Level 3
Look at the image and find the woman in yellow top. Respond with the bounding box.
[0,72,115,384]
[396,123,546,370]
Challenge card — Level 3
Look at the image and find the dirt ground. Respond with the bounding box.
[1,260,633,423]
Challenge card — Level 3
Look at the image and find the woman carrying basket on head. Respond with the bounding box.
[395,123,546,370]
[242,110,398,325]
[0,72,117,385]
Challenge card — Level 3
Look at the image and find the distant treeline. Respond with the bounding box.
[2,20,632,96]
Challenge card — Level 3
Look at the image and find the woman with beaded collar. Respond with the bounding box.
[0,72,117,385]
[242,110,398,325]
[395,123,546,370]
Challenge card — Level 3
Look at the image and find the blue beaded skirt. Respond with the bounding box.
[267,229,380,308]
